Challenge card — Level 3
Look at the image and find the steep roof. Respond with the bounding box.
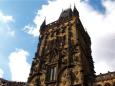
[59,8,72,19]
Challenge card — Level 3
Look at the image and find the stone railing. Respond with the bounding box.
[95,71,115,82]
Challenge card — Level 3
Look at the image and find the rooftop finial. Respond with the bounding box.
[40,18,46,30]
[45,17,46,21]
[74,3,76,8]
[73,3,79,16]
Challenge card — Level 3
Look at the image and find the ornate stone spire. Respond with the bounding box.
[73,4,79,16]
[40,18,46,30]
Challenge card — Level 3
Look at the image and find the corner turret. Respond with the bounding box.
[73,4,79,17]
[40,19,46,31]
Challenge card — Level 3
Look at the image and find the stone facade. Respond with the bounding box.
[94,72,115,86]
[27,6,95,86]
[0,78,26,86]
[27,6,115,86]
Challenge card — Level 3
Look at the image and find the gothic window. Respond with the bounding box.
[54,67,57,80]
[46,66,57,82]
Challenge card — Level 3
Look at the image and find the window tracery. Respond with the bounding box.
[46,66,57,82]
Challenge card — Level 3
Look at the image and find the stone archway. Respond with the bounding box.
[104,83,111,86]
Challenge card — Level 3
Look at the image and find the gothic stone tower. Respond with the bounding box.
[27,6,95,86]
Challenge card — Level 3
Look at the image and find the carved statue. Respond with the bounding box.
[30,58,40,75]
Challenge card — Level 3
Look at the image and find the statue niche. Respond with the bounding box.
[69,44,80,65]
[60,48,68,65]
[49,48,59,63]
[30,58,40,75]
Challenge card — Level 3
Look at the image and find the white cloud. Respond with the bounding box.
[23,24,39,37]
[9,49,30,82]
[95,62,112,74]
[0,11,14,23]
[24,0,115,74]
[24,0,81,37]
[0,11,15,37]
[0,68,4,78]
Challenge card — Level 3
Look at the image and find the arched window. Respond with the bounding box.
[104,83,111,86]
[46,66,57,81]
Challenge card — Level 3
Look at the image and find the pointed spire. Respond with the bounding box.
[73,3,79,16]
[40,18,46,30]
[74,3,76,8]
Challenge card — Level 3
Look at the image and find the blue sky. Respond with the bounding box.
[0,0,48,80]
[0,0,115,82]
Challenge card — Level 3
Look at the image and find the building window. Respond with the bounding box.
[46,66,57,81]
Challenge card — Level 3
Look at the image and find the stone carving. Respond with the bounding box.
[46,48,59,64]
[59,68,79,86]
[59,69,71,86]
[30,58,40,75]
[40,74,45,86]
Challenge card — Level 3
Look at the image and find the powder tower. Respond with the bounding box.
[27,6,95,86]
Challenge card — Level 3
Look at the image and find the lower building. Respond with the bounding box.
[1,72,115,86]
[0,78,26,86]
[94,72,115,86]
